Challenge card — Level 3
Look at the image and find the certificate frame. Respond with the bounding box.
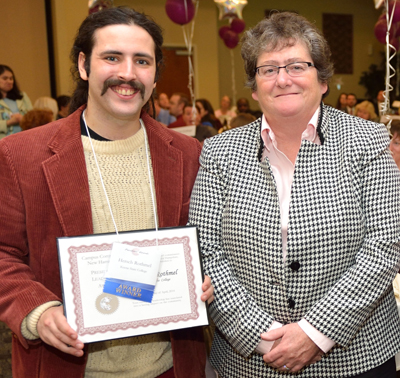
[57,226,209,343]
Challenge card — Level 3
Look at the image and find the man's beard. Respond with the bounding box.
[101,79,145,99]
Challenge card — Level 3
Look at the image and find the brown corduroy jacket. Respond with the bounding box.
[0,106,205,378]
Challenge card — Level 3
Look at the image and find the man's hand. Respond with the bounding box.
[261,323,322,373]
[201,275,214,304]
[37,305,84,357]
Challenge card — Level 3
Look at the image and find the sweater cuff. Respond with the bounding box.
[21,301,62,340]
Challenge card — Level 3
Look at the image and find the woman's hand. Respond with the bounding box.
[6,113,22,127]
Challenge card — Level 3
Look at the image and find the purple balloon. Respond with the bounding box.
[389,1,400,24]
[223,30,239,49]
[165,0,195,25]
[390,37,400,50]
[230,18,246,34]
[374,20,387,44]
[219,25,231,39]
[374,19,397,44]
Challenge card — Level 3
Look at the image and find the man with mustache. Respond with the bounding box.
[0,7,213,378]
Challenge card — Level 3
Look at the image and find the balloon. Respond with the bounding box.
[389,1,400,24]
[166,0,195,25]
[378,13,386,21]
[390,37,400,50]
[219,25,231,39]
[214,0,247,20]
[230,18,246,33]
[396,21,400,37]
[391,22,398,36]
[374,19,397,44]
[223,30,239,48]
[374,20,387,44]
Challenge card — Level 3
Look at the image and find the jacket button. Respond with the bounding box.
[288,298,295,309]
[290,261,300,271]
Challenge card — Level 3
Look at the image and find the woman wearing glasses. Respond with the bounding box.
[189,12,400,378]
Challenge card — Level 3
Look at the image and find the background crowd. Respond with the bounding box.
[2,59,400,147]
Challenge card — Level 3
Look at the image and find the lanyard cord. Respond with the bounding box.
[141,118,159,247]
[82,110,159,246]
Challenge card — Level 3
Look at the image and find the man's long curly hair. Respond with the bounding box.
[69,7,164,115]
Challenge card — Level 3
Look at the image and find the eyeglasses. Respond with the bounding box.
[255,62,315,79]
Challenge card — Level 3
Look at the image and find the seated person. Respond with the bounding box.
[168,93,189,128]
[195,99,222,130]
[215,96,236,126]
[196,125,217,145]
[354,100,379,122]
[20,108,53,131]
[218,112,256,133]
[182,103,201,126]
[0,64,33,138]
[182,103,217,145]
[33,97,59,121]
[236,97,263,119]
[346,93,358,115]
[158,93,170,109]
[154,93,176,126]
[335,93,347,112]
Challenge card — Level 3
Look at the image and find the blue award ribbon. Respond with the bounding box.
[103,278,155,303]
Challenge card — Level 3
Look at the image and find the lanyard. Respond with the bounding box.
[82,110,159,245]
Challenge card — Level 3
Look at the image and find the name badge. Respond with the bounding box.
[103,242,161,303]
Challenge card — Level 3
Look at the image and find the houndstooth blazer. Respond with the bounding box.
[189,104,400,377]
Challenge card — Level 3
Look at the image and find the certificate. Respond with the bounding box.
[57,226,209,343]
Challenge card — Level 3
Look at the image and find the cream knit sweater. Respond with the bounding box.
[82,128,172,378]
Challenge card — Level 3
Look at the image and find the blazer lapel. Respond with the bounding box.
[143,113,183,228]
[42,109,93,237]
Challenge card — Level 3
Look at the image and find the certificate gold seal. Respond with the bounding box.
[95,293,119,315]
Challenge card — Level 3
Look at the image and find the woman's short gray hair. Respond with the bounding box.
[241,12,334,97]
